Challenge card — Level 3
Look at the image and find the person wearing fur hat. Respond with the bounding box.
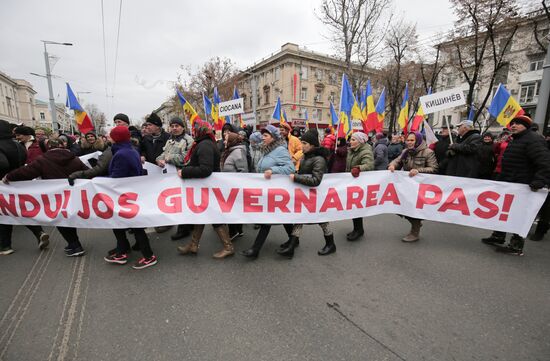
[283,129,336,257]
[482,115,550,255]
[79,132,107,156]
[239,124,295,259]
[3,136,89,257]
[13,125,44,164]
[103,126,158,269]
[177,120,235,259]
[345,131,374,241]
[445,119,481,178]
[279,122,303,170]
[389,132,438,242]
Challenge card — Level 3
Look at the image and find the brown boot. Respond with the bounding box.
[402,219,422,242]
[177,225,204,255]
[213,225,234,259]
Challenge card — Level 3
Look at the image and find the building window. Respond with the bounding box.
[315,88,323,103]
[315,108,322,122]
[519,81,541,104]
[329,91,336,103]
[264,87,270,105]
[529,60,544,72]
[328,72,337,85]
[301,87,308,101]
[301,66,308,80]
[315,69,323,81]
[6,97,13,117]
[274,67,280,81]
[40,112,45,120]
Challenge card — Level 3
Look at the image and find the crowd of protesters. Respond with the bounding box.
[1,112,549,270]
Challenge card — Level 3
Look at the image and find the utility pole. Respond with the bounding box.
[535,42,550,131]
[41,40,72,134]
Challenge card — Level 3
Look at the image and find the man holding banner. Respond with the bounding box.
[482,115,550,256]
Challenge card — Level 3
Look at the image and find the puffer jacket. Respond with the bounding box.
[373,138,389,170]
[221,144,248,173]
[109,142,143,178]
[286,133,303,170]
[69,146,113,179]
[345,143,374,172]
[180,136,220,179]
[389,142,438,174]
[257,139,295,175]
[321,133,336,152]
[445,129,481,178]
[293,147,329,187]
[498,129,550,185]
[156,133,193,168]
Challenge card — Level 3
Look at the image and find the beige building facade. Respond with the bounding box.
[34,99,72,133]
[433,10,548,131]
[0,70,37,126]
[236,43,377,128]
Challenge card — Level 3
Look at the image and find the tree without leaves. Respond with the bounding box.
[317,0,392,90]
[382,20,418,134]
[446,0,520,124]
[83,103,107,135]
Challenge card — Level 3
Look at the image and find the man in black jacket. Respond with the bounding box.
[0,120,50,255]
[433,125,454,174]
[445,120,481,178]
[482,115,550,255]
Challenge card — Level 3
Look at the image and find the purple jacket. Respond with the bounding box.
[109,142,143,178]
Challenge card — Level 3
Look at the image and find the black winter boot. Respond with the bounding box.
[276,236,299,259]
[481,231,505,245]
[347,218,364,241]
[318,234,336,256]
[530,222,549,241]
[495,234,524,256]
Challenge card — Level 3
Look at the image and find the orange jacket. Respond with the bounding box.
[287,134,303,170]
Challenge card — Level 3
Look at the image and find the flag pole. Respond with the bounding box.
[444,116,454,145]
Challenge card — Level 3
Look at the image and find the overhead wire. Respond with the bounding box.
[112,0,123,102]
[100,0,110,111]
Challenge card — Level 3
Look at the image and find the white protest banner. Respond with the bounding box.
[420,87,466,114]
[242,112,256,126]
[219,98,244,117]
[0,173,545,237]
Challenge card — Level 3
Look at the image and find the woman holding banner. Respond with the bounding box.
[239,124,295,259]
[388,132,438,242]
[177,120,235,259]
[284,129,336,257]
[345,132,374,241]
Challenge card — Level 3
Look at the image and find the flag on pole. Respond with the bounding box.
[422,119,438,146]
[283,109,288,124]
[66,83,94,134]
[398,83,409,134]
[360,86,367,119]
[488,84,524,126]
[410,87,431,132]
[272,97,287,125]
[212,87,230,125]
[468,102,475,121]
[375,87,386,132]
[338,74,361,138]
[177,90,201,126]
[364,80,378,133]
[202,93,212,117]
[329,102,339,134]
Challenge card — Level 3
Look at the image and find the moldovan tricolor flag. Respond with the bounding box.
[364,80,378,133]
[398,83,409,134]
[177,90,201,126]
[375,87,386,132]
[329,102,339,134]
[66,83,94,134]
[410,87,431,132]
[488,84,524,127]
[337,74,360,138]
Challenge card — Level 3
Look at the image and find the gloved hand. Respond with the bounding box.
[68,177,75,186]
[529,180,545,191]
[446,149,456,157]
[351,167,360,178]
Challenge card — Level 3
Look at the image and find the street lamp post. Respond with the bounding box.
[41,40,72,133]
[240,70,258,130]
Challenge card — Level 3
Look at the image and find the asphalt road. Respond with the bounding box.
[1,215,549,361]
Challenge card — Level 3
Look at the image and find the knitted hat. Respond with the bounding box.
[260,124,281,139]
[169,116,185,127]
[13,126,35,136]
[375,132,385,140]
[145,112,162,127]
[351,132,368,144]
[249,131,262,144]
[510,115,532,128]
[113,113,130,125]
[301,129,319,147]
[85,131,97,138]
[110,126,131,143]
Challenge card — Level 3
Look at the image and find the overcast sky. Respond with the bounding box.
[1,0,456,124]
